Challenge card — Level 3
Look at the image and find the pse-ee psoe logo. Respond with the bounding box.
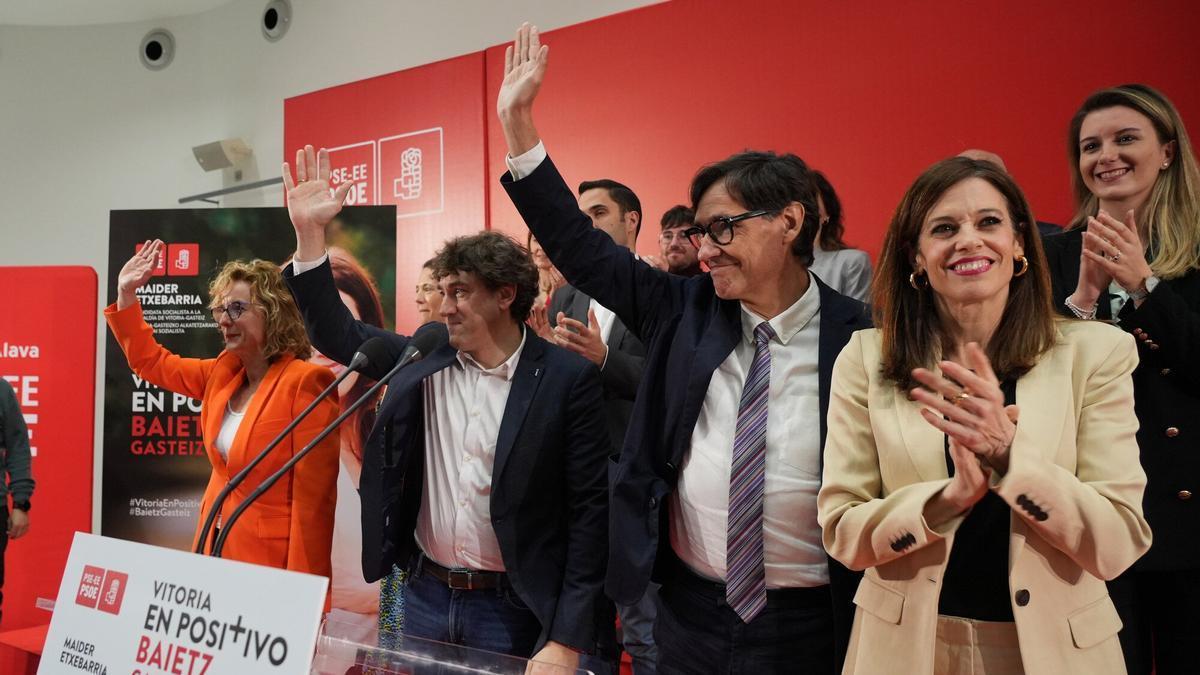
[76,564,129,615]
[134,242,199,276]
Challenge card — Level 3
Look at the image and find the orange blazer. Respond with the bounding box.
[105,302,340,587]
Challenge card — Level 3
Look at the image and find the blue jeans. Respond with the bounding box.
[400,558,542,658]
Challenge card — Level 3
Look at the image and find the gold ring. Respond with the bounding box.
[952,391,972,407]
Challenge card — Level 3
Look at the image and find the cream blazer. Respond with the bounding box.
[817,320,1152,675]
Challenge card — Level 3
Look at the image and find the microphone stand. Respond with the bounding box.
[210,347,419,558]
[193,352,365,555]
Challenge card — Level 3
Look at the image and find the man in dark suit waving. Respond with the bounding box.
[281,145,609,673]
[496,24,870,675]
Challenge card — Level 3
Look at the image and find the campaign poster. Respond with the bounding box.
[41,533,325,675]
[0,266,96,631]
[103,206,395,635]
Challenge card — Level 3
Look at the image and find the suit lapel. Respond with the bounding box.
[816,281,860,454]
[376,343,458,422]
[226,356,291,472]
[894,382,948,483]
[204,358,244,475]
[570,288,591,322]
[493,336,547,483]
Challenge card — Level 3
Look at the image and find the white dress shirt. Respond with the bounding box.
[292,253,524,571]
[508,143,829,587]
[670,281,828,588]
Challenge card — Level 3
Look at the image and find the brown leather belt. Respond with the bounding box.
[422,557,507,591]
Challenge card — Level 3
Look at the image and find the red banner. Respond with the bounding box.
[285,52,488,334]
[0,266,96,630]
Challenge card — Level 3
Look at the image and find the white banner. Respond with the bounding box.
[39,532,327,675]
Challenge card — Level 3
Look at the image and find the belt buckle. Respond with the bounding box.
[446,569,474,590]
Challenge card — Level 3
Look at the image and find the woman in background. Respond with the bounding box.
[527,231,563,340]
[106,242,339,598]
[808,170,873,302]
[1043,83,1200,675]
[819,158,1150,674]
[308,246,388,637]
[414,257,443,324]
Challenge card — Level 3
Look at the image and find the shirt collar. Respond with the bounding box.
[455,326,528,381]
[739,272,821,346]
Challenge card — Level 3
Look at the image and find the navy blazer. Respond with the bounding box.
[503,156,872,667]
[1044,227,1200,570]
[550,283,647,451]
[284,260,611,652]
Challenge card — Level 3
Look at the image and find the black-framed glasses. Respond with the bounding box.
[682,209,775,248]
[210,300,257,322]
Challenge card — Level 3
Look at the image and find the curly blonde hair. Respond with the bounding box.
[208,260,312,361]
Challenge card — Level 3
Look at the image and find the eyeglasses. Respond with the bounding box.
[210,300,257,322]
[682,209,775,248]
[657,230,694,245]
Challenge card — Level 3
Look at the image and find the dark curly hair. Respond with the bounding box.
[689,150,820,266]
[430,231,539,323]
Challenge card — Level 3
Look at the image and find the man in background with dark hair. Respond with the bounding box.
[654,205,702,277]
[282,146,610,673]
[549,177,655,673]
[497,24,870,674]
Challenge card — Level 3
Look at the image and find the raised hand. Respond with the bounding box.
[910,342,1018,475]
[527,303,554,341]
[497,23,549,157]
[554,308,608,366]
[117,239,164,309]
[1081,209,1154,303]
[282,145,353,262]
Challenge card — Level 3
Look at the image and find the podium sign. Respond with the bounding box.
[39,533,327,674]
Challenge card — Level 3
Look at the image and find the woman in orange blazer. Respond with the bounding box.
[105,240,339,589]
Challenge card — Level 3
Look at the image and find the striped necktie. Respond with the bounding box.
[726,320,775,623]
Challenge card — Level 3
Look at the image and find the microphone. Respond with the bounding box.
[210,322,449,558]
[193,336,389,555]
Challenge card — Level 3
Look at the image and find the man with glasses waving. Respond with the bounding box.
[497,23,870,675]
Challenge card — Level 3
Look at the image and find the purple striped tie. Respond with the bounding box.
[726,320,775,623]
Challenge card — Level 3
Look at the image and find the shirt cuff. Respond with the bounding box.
[600,344,609,370]
[291,250,329,275]
[505,141,548,181]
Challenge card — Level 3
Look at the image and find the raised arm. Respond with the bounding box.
[496,23,687,342]
[105,240,213,399]
[281,146,404,364]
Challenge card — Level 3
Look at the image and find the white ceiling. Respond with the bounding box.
[0,0,237,26]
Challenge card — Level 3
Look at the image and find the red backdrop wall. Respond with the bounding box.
[286,0,1200,307]
[485,0,1200,262]
[285,53,487,333]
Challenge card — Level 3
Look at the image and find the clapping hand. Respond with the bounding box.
[910,342,1019,476]
[117,239,164,310]
[282,145,353,262]
[1081,209,1154,303]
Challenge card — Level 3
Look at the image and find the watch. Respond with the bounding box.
[12,499,30,513]
[1127,275,1160,303]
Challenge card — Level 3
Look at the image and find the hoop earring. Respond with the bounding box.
[1013,254,1029,278]
[909,270,929,290]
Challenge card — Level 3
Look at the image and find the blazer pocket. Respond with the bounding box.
[1068,596,1123,649]
[853,575,905,625]
[256,515,291,540]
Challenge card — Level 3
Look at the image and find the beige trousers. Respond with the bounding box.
[933,615,1024,675]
